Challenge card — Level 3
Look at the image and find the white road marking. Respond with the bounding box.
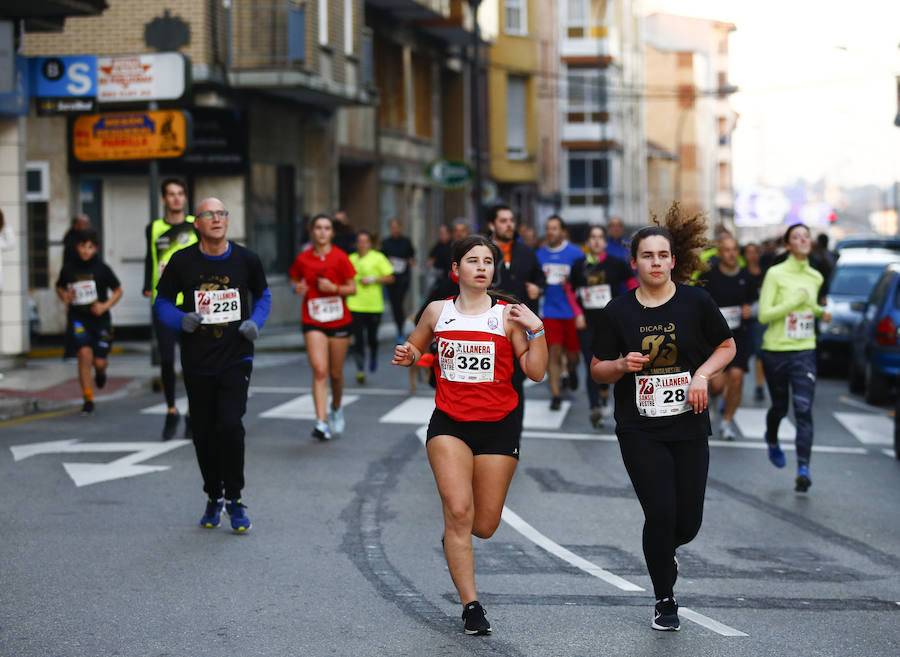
[259,394,359,420]
[250,386,411,396]
[733,408,794,441]
[884,449,897,458]
[838,395,892,415]
[380,397,435,424]
[412,426,747,637]
[833,412,894,445]
[524,400,572,429]
[523,430,616,442]
[140,397,189,415]
[10,439,191,487]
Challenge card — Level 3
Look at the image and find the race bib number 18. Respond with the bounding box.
[635,372,692,417]
[438,338,495,383]
[785,311,815,339]
[195,288,241,324]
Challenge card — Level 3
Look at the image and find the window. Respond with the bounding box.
[318,0,328,46]
[27,203,49,289]
[566,69,606,123]
[506,75,527,159]
[567,0,586,37]
[344,0,353,54]
[567,0,606,38]
[504,0,527,35]
[25,162,49,202]
[250,164,297,274]
[375,39,405,130]
[566,154,609,206]
[413,54,433,138]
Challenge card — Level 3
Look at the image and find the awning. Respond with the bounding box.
[367,0,476,46]
[0,0,108,32]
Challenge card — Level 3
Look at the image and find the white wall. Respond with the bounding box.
[0,117,28,356]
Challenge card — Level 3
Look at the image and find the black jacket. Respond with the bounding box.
[495,240,545,314]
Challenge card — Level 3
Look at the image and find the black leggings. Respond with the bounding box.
[154,316,180,408]
[386,277,409,335]
[617,433,709,600]
[350,311,381,371]
[184,361,252,500]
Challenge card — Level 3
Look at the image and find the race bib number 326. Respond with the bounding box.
[635,372,692,417]
[194,288,241,324]
[438,338,495,383]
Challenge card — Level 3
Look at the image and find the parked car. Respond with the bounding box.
[847,263,900,405]
[818,249,900,365]
[835,236,900,253]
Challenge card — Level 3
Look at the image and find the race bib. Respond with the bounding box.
[194,288,241,325]
[543,263,571,285]
[720,305,742,330]
[581,284,612,309]
[70,280,98,306]
[438,338,495,383]
[388,257,407,274]
[158,261,167,278]
[308,296,344,323]
[785,311,814,339]
[635,371,692,417]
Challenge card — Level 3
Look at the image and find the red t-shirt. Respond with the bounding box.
[288,246,356,328]
[433,298,517,422]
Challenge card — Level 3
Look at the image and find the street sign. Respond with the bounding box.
[30,55,97,98]
[426,159,473,189]
[97,52,188,102]
[10,439,191,487]
[73,109,190,161]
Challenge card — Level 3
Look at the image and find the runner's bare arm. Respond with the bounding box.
[392,300,441,366]
[687,337,737,413]
[507,304,548,382]
[591,352,649,384]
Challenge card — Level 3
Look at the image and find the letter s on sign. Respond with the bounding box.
[67,62,93,96]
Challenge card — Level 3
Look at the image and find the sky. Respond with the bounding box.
[642,0,900,190]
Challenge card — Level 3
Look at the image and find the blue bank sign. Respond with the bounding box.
[31,55,97,98]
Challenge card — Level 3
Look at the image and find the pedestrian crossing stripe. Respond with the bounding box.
[377,397,572,430]
[259,394,360,420]
[732,408,795,441]
[833,412,894,445]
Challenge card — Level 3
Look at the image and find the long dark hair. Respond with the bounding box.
[452,235,521,304]
[631,202,710,283]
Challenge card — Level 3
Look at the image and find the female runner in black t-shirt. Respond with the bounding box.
[591,204,736,631]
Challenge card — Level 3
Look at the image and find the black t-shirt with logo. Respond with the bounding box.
[593,283,732,439]
[697,265,757,335]
[56,256,121,326]
[156,242,268,374]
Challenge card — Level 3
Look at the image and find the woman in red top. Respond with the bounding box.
[392,235,547,636]
[288,214,357,440]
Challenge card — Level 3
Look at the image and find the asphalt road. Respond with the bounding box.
[2,351,898,657]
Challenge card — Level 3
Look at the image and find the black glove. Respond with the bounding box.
[181,312,203,333]
[239,320,259,342]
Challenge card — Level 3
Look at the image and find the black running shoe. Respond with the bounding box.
[462,601,491,635]
[94,368,107,389]
[652,597,680,631]
[184,414,193,440]
[81,400,95,416]
[550,396,562,411]
[162,411,180,441]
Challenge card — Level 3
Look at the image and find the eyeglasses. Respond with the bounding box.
[197,210,229,220]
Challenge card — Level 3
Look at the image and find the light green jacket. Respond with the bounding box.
[759,256,824,352]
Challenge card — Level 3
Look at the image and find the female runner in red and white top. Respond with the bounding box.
[392,235,547,636]
[288,214,357,441]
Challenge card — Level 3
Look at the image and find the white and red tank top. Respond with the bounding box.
[433,297,518,422]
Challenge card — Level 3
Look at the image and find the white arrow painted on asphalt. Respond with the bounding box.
[10,439,191,487]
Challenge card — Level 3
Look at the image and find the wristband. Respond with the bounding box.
[525,328,545,341]
[696,373,708,381]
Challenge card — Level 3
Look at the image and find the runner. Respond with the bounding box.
[381,219,415,343]
[153,198,270,532]
[698,235,757,439]
[392,235,547,636]
[536,215,585,409]
[55,230,123,415]
[288,214,357,440]
[142,178,197,440]
[758,223,830,492]
[591,206,736,631]
[742,242,767,401]
[346,230,394,384]
[570,225,636,427]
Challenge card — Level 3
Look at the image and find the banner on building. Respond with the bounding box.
[97,53,189,102]
[73,110,191,161]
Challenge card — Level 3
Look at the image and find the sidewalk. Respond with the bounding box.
[0,321,409,421]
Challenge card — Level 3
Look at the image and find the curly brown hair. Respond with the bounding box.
[630,202,711,283]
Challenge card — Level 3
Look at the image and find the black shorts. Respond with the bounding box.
[302,324,352,338]
[426,408,520,459]
[64,317,113,359]
[727,332,751,372]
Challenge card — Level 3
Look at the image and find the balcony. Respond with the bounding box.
[229,1,307,70]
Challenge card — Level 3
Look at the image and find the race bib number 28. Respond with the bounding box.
[635,372,692,417]
[194,288,241,324]
[438,338,495,383]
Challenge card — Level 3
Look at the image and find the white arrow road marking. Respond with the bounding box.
[10,439,191,487]
[412,426,747,636]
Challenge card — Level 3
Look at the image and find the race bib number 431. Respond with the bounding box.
[635,372,692,417]
[195,288,241,324]
[438,338,495,383]
[308,296,344,323]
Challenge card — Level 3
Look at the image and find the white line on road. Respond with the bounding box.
[833,412,894,445]
[250,386,413,396]
[413,426,748,637]
[838,395,892,415]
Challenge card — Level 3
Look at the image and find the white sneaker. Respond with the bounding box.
[312,419,332,441]
[719,419,736,441]
[601,403,614,418]
[328,407,345,434]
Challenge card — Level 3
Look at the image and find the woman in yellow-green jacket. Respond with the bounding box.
[347,230,395,383]
[758,223,832,492]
